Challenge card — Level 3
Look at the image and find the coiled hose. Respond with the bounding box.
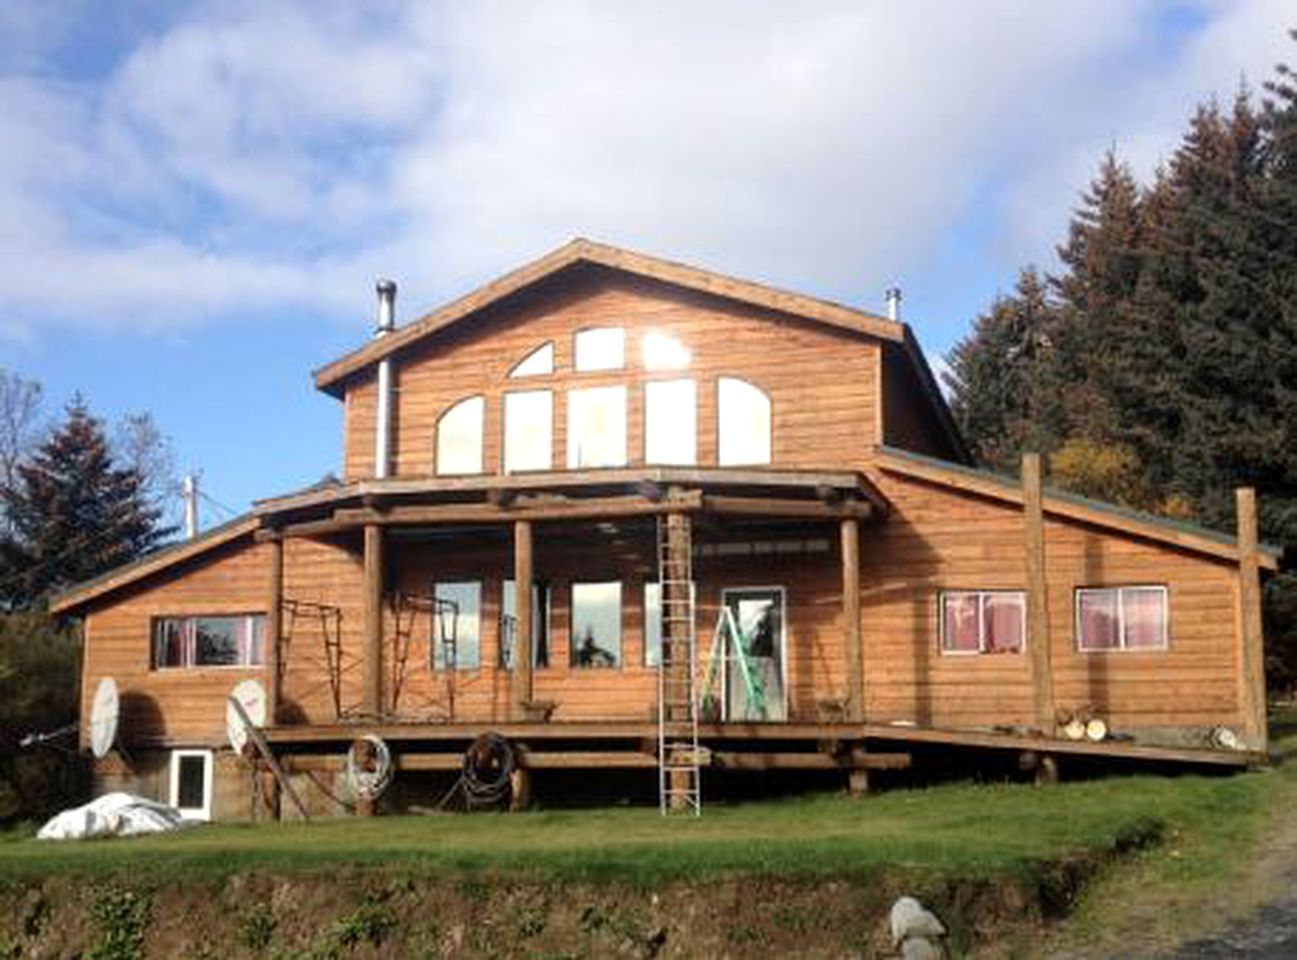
[438,732,516,811]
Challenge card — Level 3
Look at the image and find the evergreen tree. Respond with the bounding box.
[944,268,1062,472]
[0,398,172,608]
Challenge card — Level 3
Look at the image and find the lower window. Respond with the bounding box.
[152,615,265,668]
[431,581,482,669]
[570,581,622,668]
[1076,586,1168,651]
[500,579,551,669]
[169,749,213,820]
[939,591,1025,654]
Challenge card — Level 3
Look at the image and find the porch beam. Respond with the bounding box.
[513,519,533,721]
[703,495,873,520]
[840,517,864,722]
[332,492,705,528]
[1023,453,1055,733]
[361,523,384,718]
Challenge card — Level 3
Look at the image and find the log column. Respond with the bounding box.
[1237,488,1268,753]
[513,520,534,721]
[265,533,284,725]
[1023,453,1055,733]
[841,517,864,722]
[362,524,385,719]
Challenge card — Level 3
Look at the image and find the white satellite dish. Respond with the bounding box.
[89,677,120,759]
[226,679,268,754]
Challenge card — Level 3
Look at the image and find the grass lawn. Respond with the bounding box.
[0,765,1269,890]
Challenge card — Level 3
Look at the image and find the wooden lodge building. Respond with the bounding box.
[52,239,1279,820]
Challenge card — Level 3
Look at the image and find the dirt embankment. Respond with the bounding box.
[0,837,1160,960]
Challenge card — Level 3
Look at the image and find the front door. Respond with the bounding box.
[719,587,787,722]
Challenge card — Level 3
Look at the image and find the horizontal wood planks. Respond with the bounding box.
[343,269,881,481]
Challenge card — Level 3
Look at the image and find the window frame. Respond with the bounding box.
[569,580,623,670]
[502,388,553,473]
[716,376,773,466]
[430,580,483,671]
[937,590,1027,656]
[574,327,625,372]
[169,749,214,821]
[434,394,485,476]
[1075,585,1170,653]
[150,614,266,670]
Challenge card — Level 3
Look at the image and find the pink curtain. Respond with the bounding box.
[983,594,1024,653]
[1078,591,1120,650]
[1122,588,1166,649]
[942,594,980,652]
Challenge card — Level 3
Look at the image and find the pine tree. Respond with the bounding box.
[944,268,1063,472]
[0,398,172,608]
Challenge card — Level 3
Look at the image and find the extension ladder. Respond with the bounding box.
[657,514,701,816]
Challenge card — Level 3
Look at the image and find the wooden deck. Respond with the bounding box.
[260,719,1256,770]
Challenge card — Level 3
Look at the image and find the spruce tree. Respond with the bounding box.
[0,398,171,608]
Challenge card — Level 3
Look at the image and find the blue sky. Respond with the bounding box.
[0,1,1291,528]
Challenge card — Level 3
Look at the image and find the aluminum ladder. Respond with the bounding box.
[657,513,701,815]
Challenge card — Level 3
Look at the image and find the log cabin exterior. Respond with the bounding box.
[52,239,1279,820]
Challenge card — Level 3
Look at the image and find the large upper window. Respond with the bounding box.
[503,390,552,472]
[642,331,691,370]
[940,591,1025,655]
[435,396,484,475]
[432,581,481,669]
[153,615,264,668]
[644,379,697,465]
[575,328,624,371]
[571,581,622,668]
[501,579,550,669]
[718,377,772,465]
[1076,586,1168,651]
[509,342,554,378]
[568,385,627,468]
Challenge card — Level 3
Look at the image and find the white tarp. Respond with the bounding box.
[37,792,192,840]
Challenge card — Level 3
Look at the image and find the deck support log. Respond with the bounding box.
[509,768,532,811]
[513,520,534,721]
[362,524,385,720]
[840,517,863,722]
[265,533,283,725]
[847,770,870,795]
[664,509,694,811]
[1237,488,1268,753]
[1023,453,1055,734]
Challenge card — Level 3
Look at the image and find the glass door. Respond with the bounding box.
[719,587,786,722]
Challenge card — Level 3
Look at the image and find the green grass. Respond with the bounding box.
[0,769,1265,888]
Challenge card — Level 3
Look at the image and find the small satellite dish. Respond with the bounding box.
[1085,718,1108,742]
[89,677,119,759]
[226,679,268,754]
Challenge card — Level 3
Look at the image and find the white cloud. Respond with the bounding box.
[0,0,1290,340]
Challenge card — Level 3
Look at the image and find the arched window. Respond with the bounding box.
[435,396,484,475]
[717,377,771,465]
[509,342,554,378]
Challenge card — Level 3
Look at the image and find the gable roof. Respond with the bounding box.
[313,238,908,396]
[48,514,260,615]
[876,445,1282,570]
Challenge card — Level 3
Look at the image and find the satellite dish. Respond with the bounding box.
[226,679,268,754]
[89,677,119,759]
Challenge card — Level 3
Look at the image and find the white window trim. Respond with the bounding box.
[1075,585,1170,652]
[169,749,214,821]
[937,590,1027,656]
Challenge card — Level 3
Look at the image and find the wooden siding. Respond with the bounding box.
[343,267,881,481]
[863,471,1244,732]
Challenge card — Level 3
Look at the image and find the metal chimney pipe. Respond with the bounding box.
[182,474,198,540]
[885,287,902,322]
[373,279,397,480]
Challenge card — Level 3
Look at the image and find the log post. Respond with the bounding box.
[362,524,385,719]
[841,517,864,722]
[1237,488,1268,753]
[664,509,694,810]
[513,520,534,721]
[1023,453,1055,733]
[265,533,283,725]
